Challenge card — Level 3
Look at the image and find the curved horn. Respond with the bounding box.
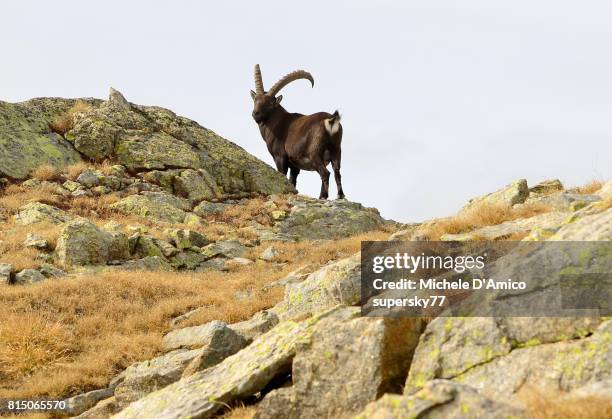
[254,64,264,94]
[266,70,314,97]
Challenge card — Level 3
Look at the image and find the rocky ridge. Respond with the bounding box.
[81,178,611,418]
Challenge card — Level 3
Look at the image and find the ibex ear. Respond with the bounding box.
[250,90,256,100]
[275,95,283,105]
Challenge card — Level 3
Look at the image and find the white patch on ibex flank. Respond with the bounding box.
[324,118,340,135]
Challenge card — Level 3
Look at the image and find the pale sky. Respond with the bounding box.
[1,1,610,222]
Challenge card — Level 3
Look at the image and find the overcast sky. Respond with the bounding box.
[1,1,610,222]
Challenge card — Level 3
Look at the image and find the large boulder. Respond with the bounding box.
[462,178,529,210]
[228,310,279,343]
[14,269,46,284]
[274,254,361,321]
[114,348,203,404]
[405,316,607,400]
[55,218,113,266]
[0,98,84,179]
[162,320,246,352]
[65,387,115,416]
[113,307,350,419]
[277,197,388,240]
[548,208,612,241]
[172,169,222,201]
[200,240,247,259]
[356,380,525,419]
[14,202,73,225]
[111,193,190,223]
[115,131,201,170]
[255,309,424,419]
[448,320,611,405]
[526,191,602,212]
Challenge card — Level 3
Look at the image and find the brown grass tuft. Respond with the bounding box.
[568,179,604,195]
[520,385,612,419]
[221,404,257,419]
[30,165,61,182]
[63,162,90,181]
[70,194,121,219]
[418,201,552,241]
[49,101,91,136]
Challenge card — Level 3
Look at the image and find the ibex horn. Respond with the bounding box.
[267,70,314,97]
[254,64,264,95]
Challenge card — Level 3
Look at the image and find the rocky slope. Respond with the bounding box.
[1,91,611,418]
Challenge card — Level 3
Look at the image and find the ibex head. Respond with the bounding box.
[250,64,314,123]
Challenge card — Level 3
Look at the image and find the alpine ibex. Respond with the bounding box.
[250,64,344,199]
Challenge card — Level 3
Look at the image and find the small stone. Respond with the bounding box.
[271,210,287,221]
[24,233,48,249]
[162,320,247,352]
[71,188,92,197]
[154,239,180,258]
[14,269,46,284]
[22,178,42,188]
[170,307,205,328]
[63,180,81,192]
[193,201,228,216]
[165,229,210,250]
[259,246,279,262]
[234,289,253,301]
[91,185,111,195]
[76,170,100,188]
[38,264,66,278]
[119,256,173,272]
[0,263,12,284]
[110,165,127,178]
[183,213,204,226]
[200,240,247,259]
[529,179,564,195]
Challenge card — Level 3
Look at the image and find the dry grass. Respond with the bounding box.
[520,385,612,419]
[30,165,61,182]
[0,270,279,399]
[0,230,385,400]
[63,162,90,181]
[49,101,92,136]
[418,201,552,240]
[568,179,604,195]
[0,184,66,214]
[221,404,257,419]
[210,197,292,228]
[70,194,121,218]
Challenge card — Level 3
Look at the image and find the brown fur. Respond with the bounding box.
[251,92,344,199]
